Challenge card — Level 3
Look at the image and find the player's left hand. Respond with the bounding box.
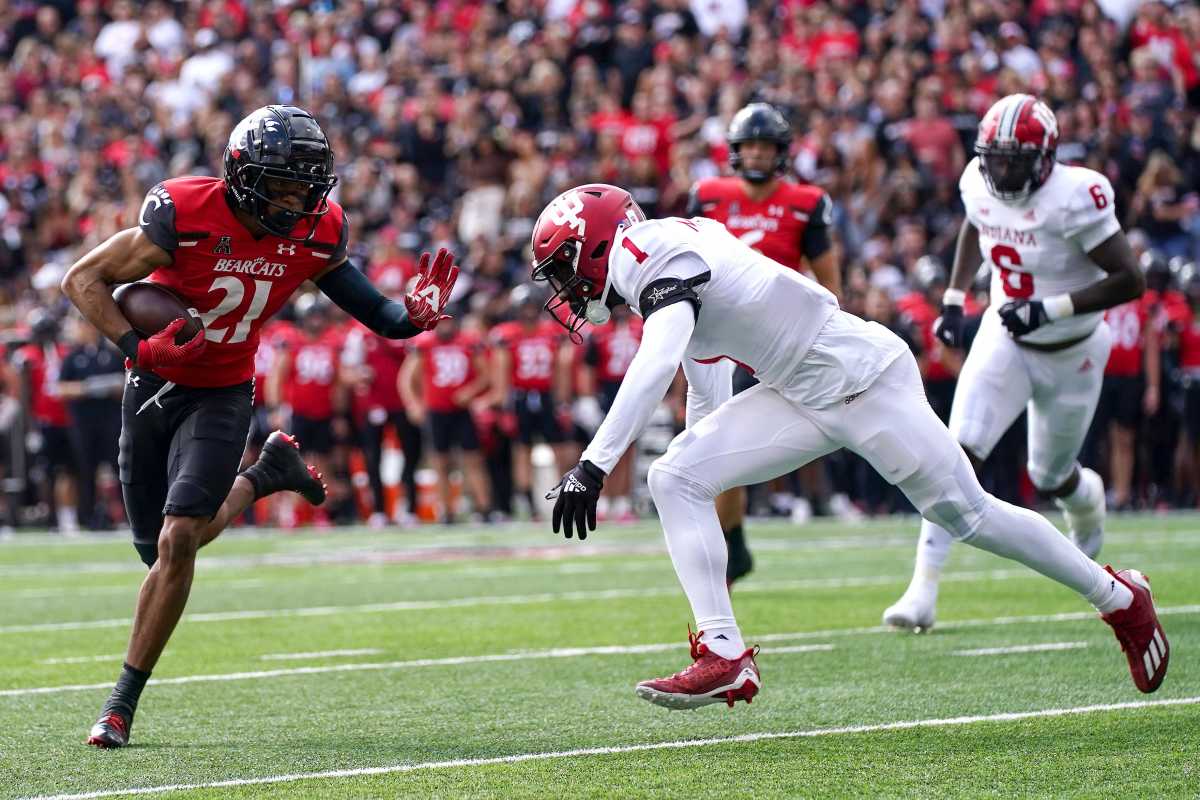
[546,460,605,540]
[405,247,459,330]
[998,299,1049,337]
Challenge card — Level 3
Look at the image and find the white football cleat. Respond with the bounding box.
[882,585,937,632]
[1064,467,1105,559]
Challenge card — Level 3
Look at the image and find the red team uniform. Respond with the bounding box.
[413,329,485,452]
[125,174,347,564]
[281,325,345,454]
[490,319,568,443]
[586,316,644,409]
[1100,300,1151,428]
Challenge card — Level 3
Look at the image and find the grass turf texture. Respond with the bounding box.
[0,514,1196,799]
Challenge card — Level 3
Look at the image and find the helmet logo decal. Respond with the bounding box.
[547,191,587,236]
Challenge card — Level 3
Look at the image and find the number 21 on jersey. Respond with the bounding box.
[197,276,272,344]
[992,244,1033,299]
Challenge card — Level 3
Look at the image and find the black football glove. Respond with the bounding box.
[546,460,605,540]
[998,299,1049,338]
[933,303,965,349]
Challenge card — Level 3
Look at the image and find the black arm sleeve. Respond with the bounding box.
[139,184,179,251]
[638,272,711,320]
[800,193,833,261]
[315,260,422,339]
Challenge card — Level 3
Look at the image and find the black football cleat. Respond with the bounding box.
[86,711,130,749]
[242,431,327,505]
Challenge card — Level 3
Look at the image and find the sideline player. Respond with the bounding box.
[884,95,1146,631]
[531,183,1167,709]
[687,102,840,584]
[61,105,458,747]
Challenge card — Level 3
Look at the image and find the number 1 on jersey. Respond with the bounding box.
[621,236,648,263]
[199,276,273,344]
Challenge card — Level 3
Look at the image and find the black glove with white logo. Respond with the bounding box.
[546,460,605,540]
[933,303,965,349]
[998,299,1049,338]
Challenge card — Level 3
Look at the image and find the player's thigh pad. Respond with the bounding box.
[1026,322,1112,489]
[119,370,173,565]
[163,383,253,520]
[829,354,987,538]
[948,313,1033,460]
[649,382,837,499]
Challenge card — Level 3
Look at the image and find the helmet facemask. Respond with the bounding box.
[532,239,594,340]
[977,143,1050,203]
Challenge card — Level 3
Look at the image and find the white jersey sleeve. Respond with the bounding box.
[609,219,712,317]
[1058,172,1120,253]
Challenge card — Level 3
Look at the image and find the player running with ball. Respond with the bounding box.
[532,182,1168,710]
[62,105,458,747]
[883,94,1146,632]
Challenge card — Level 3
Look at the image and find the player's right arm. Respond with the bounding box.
[932,218,982,348]
[60,227,172,347]
[397,348,425,423]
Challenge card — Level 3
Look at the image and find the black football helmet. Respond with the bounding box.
[224,105,338,241]
[727,102,791,183]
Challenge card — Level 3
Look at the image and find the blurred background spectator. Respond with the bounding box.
[1,0,1198,532]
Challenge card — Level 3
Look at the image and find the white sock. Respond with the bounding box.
[648,464,743,660]
[1086,570,1134,614]
[910,518,953,590]
[57,506,78,532]
[700,626,747,659]
[1053,467,1103,515]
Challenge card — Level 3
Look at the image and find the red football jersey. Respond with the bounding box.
[254,320,297,407]
[490,320,564,393]
[17,343,70,427]
[283,327,344,418]
[586,318,644,384]
[1179,310,1200,371]
[138,176,348,388]
[1104,300,1148,377]
[414,330,482,413]
[344,323,407,418]
[689,177,830,272]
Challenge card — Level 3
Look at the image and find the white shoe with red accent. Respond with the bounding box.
[635,629,761,710]
[1100,567,1169,693]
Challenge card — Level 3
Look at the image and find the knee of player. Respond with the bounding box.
[157,517,203,566]
[647,459,715,502]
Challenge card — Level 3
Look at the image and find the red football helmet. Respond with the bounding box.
[530,184,645,336]
[975,94,1059,202]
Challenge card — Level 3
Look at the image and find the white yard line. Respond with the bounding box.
[953,641,1089,657]
[259,649,384,661]
[0,568,1042,635]
[0,642,837,698]
[38,654,125,665]
[7,602,1200,698]
[21,695,1200,800]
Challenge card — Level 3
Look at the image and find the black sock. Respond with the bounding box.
[239,464,267,500]
[102,662,151,721]
[724,524,746,551]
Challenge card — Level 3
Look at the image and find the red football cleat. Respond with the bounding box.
[1100,567,1169,693]
[86,711,130,749]
[635,628,760,710]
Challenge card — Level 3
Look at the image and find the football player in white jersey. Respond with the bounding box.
[883,94,1147,633]
[530,183,1168,709]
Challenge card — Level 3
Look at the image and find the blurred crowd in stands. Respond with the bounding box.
[1,0,1199,532]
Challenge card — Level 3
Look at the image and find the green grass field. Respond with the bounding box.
[1,513,1197,799]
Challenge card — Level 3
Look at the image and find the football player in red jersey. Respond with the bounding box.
[400,314,493,523]
[687,102,841,584]
[490,285,573,518]
[270,294,346,526]
[61,105,458,748]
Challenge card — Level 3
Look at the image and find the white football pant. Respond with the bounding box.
[911,312,1112,580]
[648,352,1117,639]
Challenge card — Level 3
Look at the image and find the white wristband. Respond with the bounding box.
[1043,294,1075,321]
[942,289,966,307]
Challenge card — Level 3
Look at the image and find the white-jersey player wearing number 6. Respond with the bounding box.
[884,95,1148,634]
[531,182,1168,711]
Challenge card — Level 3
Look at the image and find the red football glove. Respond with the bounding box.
[136,318,206,370]
[404,247,459,330]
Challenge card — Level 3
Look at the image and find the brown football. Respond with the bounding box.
[113,282,204,344]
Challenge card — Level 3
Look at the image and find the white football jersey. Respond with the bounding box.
[960,157,1121,345]
[608,216,906,406]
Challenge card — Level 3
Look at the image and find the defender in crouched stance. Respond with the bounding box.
[532,184,1168,710]
[62,105,458,747]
